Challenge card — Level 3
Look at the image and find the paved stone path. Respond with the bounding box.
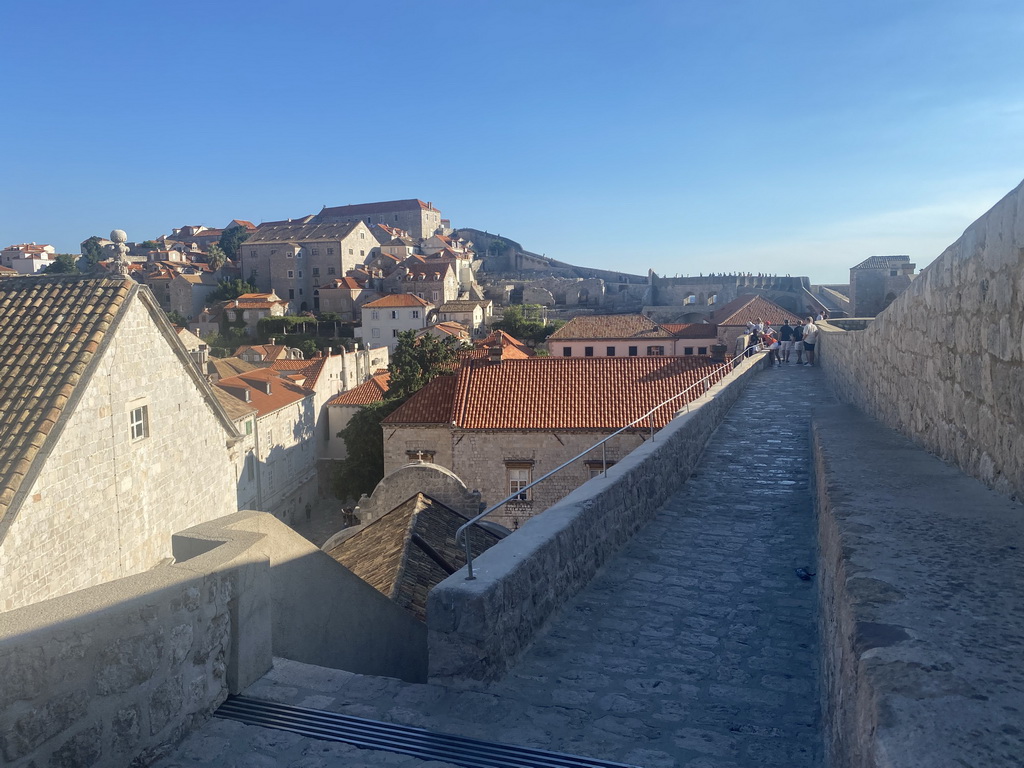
[159,363,832,768]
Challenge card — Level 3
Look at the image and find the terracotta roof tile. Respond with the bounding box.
[0,275,134,520]
[547,314,665,341]
[711,295,802,326]
[661,323,719,339]
[384,356,728,431]
[362,294,433,309]
[213,368,312,417]
[327,373,391,406]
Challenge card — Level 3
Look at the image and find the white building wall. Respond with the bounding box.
[0,295,238,612]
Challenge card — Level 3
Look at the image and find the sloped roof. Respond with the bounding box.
[228,219,257,230]
[661,323,719,339]
[233,344,292,362]
[213,387,258,421]
[209,356,258,379]
[270,356,326,389]
[213,368,312,417]
[0,276,134,519]
[384,356,728,431]
[325,492,499,622]
[439,300,484,312]
[421,321,469,339]
[327,372,390,406]
[322,277,364,290]
[245,221,362,244]
[362,293,433,309]
[317,199,440,218]
[711,295,801,327]
[852,254,914,270]
[547,314,666,341]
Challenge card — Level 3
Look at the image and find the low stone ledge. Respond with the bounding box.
[427,355,767,684]
[811,405,1024,768]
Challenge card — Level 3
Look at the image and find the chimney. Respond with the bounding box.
[269,337,276,346]
[263,381,272,395]
[488,345,502,364]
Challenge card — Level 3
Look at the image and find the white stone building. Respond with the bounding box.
[314,199,444,241]
[1,243,57,273]
[357,294,434,351]
[0,275,241,612]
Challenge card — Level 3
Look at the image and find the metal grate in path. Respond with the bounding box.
[215,695,638,768]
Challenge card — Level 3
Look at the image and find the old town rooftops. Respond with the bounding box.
[383,356,727,431]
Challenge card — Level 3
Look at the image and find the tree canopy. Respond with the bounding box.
[81,236,105,267]
[333,330,462,501]
[209,278,257,303]
[206,243,227,271]
[492,304,563,344]
[219,227,251,260]
[42,254,80,274]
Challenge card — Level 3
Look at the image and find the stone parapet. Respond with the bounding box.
[426,354,767,684]
[811,405,1024,768]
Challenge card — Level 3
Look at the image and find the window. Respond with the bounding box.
[392,329,400,337]
[298,288,303,296]
[349,248,354,255]
[328,267,336,275]
[390,310,399,319]
[647,346,665,356]
[685,294,697,305]
[245,420,253,435]
[249,250,256,258]
[327,247,334,255]
[411,310,420,319]
[129,406,149,441]
[562,347,572,357]
[311,248,319,256]
[890,269,898,276]
[360,232,365,239]
[288,289,295,299]
[312,267,320,276]
[506,463,533,500]
[246,454,255,481]
[684,347,694,355]
[431,290,440,301]
[271,249,277,255]
[360,250,365,257]
[371,328,381,338]
[287,270,294,278]
[698,346,708,355]
[296,251,303,258]
[286,252,293,258]
[607,347,615,356]
[628,346,638,356]
[586,460,616,479]
[584,346,594,357]
[371,310,380,320]
[298,271,303,278]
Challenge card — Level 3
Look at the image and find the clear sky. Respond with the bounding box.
[3,0,1023,284]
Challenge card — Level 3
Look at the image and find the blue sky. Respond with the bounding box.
[3,0,1022,284]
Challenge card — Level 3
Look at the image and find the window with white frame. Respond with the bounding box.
[129,405,149,441]
[371,309,380,320]
[390,310,398,319]
[411,310,420,319]
[506,462,533,500]
[371,328,381,338]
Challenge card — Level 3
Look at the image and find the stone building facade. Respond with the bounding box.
[315,199,444,241]
[0,277,239,612]
[849,254,917,316]
[241,219,377,313]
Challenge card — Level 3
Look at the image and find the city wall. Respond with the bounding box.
[818,178,1024,501]
[426,354,767,684]
[0,511,425,767]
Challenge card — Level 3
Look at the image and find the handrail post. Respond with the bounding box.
[602,443,607,477]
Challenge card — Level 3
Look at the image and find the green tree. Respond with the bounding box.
[81,236,105,267]
[209,278,257,303]
[386,330,461,400]
[207,243,227,270]
[333,331,461,499]
[166,310,188,326]
[42,254,80,274]
[492,304,563,344]
[219,227,251,260]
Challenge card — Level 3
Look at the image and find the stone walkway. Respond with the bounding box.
[158,362,832,768]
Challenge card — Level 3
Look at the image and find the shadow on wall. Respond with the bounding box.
[818,177,1024,501]
[0,511,426,767]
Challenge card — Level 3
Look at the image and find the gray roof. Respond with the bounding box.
[246,221,361,244]
[852,255,914,270]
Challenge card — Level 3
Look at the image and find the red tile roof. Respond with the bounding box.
[270,356,326,389]
[661,323,719,339]
[711,295,801,326]
[362,293,433,309]
[384,356,728,431]
[547,314,668,341]
[213,368,311,417]
[327,372,391,406]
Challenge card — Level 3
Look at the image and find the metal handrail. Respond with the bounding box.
[456,345,762,579]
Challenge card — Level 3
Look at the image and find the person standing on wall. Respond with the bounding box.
[779,319,794,363]
[792,319,805,365]
[802,317,819,366]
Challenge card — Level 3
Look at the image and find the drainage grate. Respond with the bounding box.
[215,695,638,768]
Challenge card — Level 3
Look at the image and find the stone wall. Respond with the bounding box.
[0,510,427,766]
[426,354,766,683]
[819,179,1024,501]
[0,293,238,612]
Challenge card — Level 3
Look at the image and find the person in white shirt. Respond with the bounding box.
[802,317,819,366]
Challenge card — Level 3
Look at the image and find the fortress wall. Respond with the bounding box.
[427,354,768,684]
[819,179,1024,501]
